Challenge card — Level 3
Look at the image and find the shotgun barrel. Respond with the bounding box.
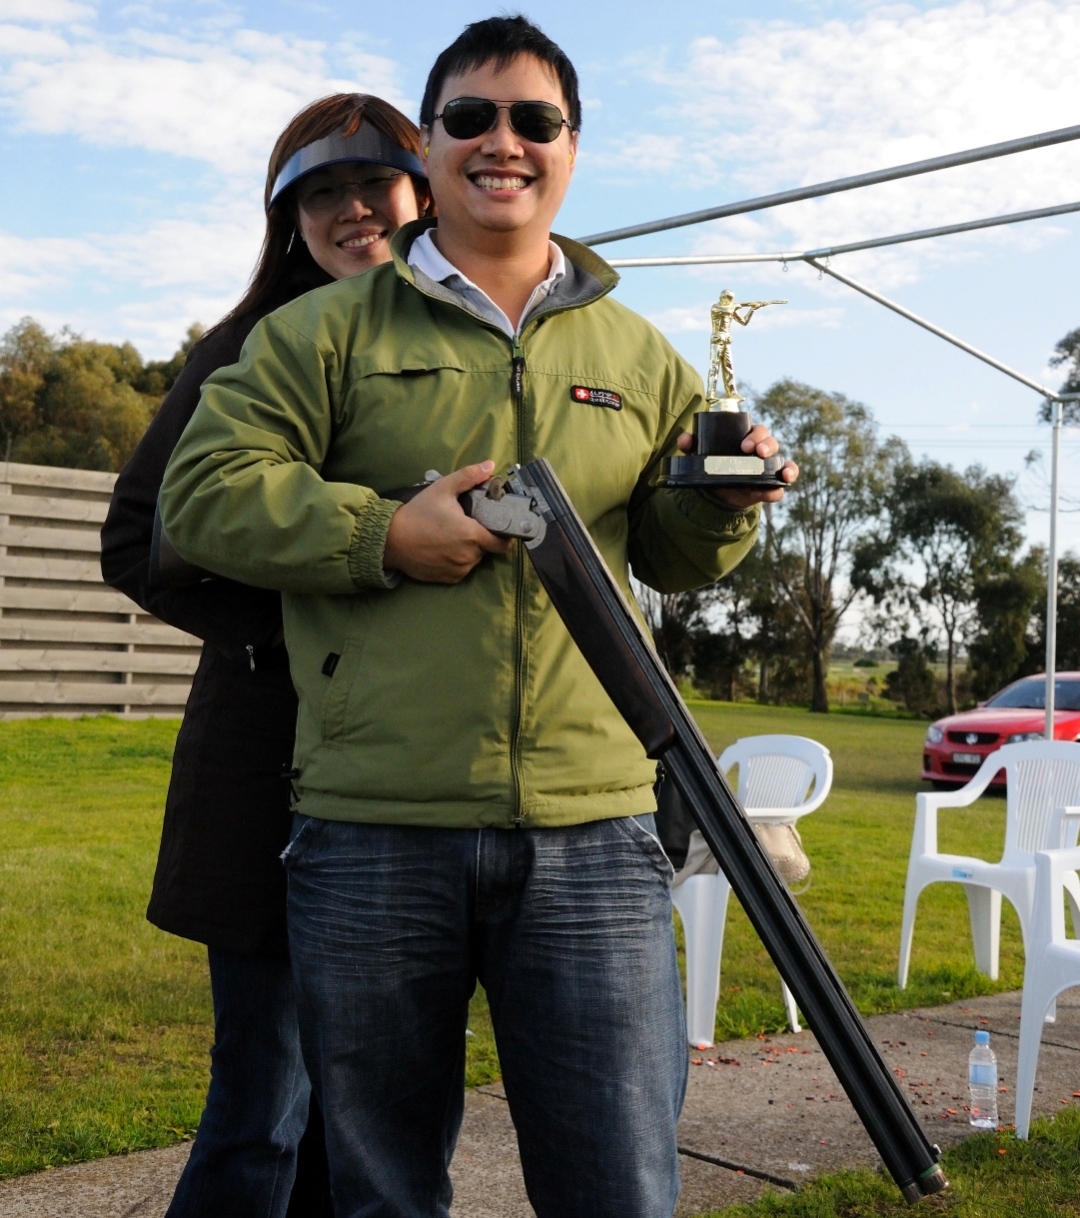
[510,458,947,1205]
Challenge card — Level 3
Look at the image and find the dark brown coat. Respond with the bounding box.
[100,274,328,955]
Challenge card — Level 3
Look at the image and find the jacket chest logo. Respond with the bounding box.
[571,385,622,411]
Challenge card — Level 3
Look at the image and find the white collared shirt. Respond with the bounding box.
[407,228,566,337]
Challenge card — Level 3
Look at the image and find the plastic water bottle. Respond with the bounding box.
[968,1030,998,1128]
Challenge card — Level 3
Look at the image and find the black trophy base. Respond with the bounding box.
[655,452,786,490]
[654,407,786,490]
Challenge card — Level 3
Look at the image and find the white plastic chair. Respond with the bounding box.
[671,735,833,1046]
[1014,838,1080,1138]
[898,741,1080,991]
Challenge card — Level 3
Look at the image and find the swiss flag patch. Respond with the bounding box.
[571,385,622,410]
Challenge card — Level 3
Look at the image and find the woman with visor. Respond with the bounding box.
[100,93,432,1218]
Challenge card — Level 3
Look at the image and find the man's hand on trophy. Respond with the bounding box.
[675,426,799,508]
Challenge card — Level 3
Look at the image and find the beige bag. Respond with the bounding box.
[753,822,812,893]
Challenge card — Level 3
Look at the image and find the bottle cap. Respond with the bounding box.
[974,1030,990,1044]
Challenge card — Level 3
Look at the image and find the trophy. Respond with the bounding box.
[656,289,787,490]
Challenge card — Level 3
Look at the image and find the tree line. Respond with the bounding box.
[3,315,1077,717]
[0,318,200,470]
[641,325,1080,716]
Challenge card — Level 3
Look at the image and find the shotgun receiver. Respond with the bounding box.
[504,458,947,1206]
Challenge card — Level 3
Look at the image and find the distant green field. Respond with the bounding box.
[0,709,1021,1178]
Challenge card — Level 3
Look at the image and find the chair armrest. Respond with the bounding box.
[1033,845,1080,943]
[1046,806,1080,849]
[921,753,1001,812]
[1037,844,1080,872]
[745,808,811,825]
[796,758,834,817]
[912,793,939,856]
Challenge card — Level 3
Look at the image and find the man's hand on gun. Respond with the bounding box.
[384,460,512,584]
[677,424,799,508]
[385,426,800,584]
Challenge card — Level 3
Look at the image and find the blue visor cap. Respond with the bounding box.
[269,124,426,210]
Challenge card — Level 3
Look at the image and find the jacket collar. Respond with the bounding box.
[389,219,618,327]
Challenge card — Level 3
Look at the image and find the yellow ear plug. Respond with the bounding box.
[424,146,430,156]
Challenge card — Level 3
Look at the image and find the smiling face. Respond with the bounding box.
[420,54,577,253]
[294,163,425,280]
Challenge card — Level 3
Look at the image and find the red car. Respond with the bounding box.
[921,672,1080,788]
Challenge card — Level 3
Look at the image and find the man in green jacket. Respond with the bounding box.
[162,16,796,1218]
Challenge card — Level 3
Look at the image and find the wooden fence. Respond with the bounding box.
[0,462,200,717]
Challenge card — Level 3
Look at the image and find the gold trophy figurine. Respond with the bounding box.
[707,289,786,409]
[656,288,789,491]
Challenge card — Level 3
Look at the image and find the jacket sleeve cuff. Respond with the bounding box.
[676,491,760,538]
[348,497,402,590]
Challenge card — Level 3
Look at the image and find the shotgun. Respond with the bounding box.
[503,458,947,1205]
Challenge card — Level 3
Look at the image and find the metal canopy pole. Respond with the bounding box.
[1044,392,1080,737]
[803,259,1059,397]
[1046,396,1063,738]
[606,200,1080,268]
[579,123,1080,247]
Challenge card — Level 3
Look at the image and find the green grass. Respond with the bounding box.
[0,707,1041,1187]
[0,717,205,1177]
[707,1110,1080,1216]
[683,701,1020,1040]
[0,716,512,1175]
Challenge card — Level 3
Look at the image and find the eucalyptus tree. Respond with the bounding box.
[691,539,769,701]
[634,585,704,681]
[756,379,907,713]
[967,549,1044,699]
[1032,552,1080,673]
[0,317,199,471]
[0,318,52,462]
[1044,325,1080,423]
[886,462,1024,714]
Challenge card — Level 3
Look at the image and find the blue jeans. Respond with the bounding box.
[166,948,313,1218]
[284,814,687,1218]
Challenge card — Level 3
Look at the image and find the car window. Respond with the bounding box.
[986,677,1080,711]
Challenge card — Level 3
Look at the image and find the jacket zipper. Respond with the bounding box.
[510,342,527,827]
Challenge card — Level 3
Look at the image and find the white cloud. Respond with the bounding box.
[0,6,414,352]
[646,305,711,333]
[0,18,412,175]
[647,300,844,334]
[0,23,70,54]
[0,202,265,354]
[0,0,93,21]
[606,0,1080,281]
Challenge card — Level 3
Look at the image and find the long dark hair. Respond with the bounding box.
[208,94,432,336]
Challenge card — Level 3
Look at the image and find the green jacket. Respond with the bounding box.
[160,220,759,828]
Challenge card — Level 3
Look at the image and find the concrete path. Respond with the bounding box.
[2,990,1078,1217]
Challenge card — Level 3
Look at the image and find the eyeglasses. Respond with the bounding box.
[433,97,572,144]
[296,171,407,215]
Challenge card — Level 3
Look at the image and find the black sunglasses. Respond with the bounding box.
[433,97,573,144]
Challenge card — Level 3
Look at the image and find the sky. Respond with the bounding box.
[2,0,1079,575]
